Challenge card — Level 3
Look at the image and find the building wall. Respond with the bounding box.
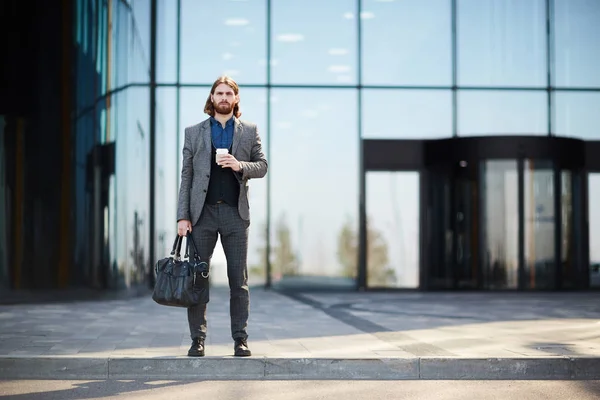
[1,0,599,292]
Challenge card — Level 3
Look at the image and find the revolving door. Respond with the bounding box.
[362,136,590,290]
[423,137,587,290]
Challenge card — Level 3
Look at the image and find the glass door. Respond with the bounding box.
[523,160,556,289]
[365,171,420,288]
[480,160,519,289]
[453,165,479,288]
[427,161,479,289]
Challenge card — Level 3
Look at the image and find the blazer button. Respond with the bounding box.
[206,174,209,178]
[203,189,207,193]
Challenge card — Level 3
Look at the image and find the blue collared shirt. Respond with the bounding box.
[210,116,235,149]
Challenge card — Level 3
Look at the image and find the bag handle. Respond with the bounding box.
[170,234,183,260]
[184,232,209,279]
[184,231,200,260]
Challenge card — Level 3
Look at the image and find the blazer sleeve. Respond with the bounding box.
[177,127,193,221]
[239,124,268,180]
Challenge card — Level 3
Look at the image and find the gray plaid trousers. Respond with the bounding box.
[187,203,250,341]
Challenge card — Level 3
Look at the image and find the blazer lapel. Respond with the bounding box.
[201,119,211,150]
[232,118,242,156]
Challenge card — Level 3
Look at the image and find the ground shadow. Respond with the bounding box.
[0,379,192,400]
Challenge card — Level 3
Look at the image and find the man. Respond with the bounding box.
[176,76,268,357]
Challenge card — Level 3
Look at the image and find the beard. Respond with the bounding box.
[213,101,234,115]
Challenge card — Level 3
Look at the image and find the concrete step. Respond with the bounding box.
[2,356,600,381]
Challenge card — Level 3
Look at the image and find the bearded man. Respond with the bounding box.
[176,76,268,357]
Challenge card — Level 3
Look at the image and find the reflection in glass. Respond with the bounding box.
[362,90,452,139]
[362,0,451,85]
[524,160,555,289]
[553,0,600,87]
[481,161,518,289]
[0,116,7,288]
[589,174,600,287]
[180,0,266,84]
[129,0,151,84]
[155,88,178,262]
[178,88,268,287]
[157,0,178,83]
[366,172,420,288]
[561,171,575,288]
[453,172,478,289]
[428,170,453,288]
[270,89,357,288]
[458,91,548,135]
[106,88,150,289]
[112,0,132,87]
[554,92,600,139]
[458,0,546,87]
[272,0,356,85]
[73,110,95,285]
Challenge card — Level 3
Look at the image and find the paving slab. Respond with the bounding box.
[1,288,600,380]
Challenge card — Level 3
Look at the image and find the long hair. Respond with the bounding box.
[204,76,242,118]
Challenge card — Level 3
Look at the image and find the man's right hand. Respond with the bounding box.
[177,220,192,236]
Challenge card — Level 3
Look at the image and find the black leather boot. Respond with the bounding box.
[234,338,251,357]
[188,338,205,357]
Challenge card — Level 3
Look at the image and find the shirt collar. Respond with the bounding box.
[210,116,235,127]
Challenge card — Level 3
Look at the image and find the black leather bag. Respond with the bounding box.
[152,233,210,308]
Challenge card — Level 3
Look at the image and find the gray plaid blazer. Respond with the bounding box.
[176,117,268,224]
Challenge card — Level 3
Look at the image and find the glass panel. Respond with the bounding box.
[73,110,96,286]
[112,0,131,88]
[481,160,519,289]
[155,88,178,263]
[179,88,268,287]
[76,0,102,113]
[270,89,357,288]
[0,116,7,288]
[590,173,600,287]
[272,0,356,85]
[458,91,548,136]
[458,0,547,87]
[554,92,600,139]
[130,0,151,83]
[180,0,267,84]
[109,87,150,288]
[428,169,453,288]
[366,172,420,288]
[561,170,576,288]
[524,160,555,289]
[453,171,478,289]
[362,0,451,86]
[362,90,452,139]
[553,0,600,87]
[157,0,178,83]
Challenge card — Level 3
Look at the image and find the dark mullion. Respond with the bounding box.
[357,0,367,290]
[265,0,272,289]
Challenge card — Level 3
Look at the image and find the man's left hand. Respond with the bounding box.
[219,154,242,172]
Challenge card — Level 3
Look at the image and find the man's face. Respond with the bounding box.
[211,83,239,115]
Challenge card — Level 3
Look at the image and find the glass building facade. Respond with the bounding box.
[1,0,599,294]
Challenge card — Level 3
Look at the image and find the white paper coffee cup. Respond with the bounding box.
[216,148,229,164]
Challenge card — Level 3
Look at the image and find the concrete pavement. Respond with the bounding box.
[1,288,600,380]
